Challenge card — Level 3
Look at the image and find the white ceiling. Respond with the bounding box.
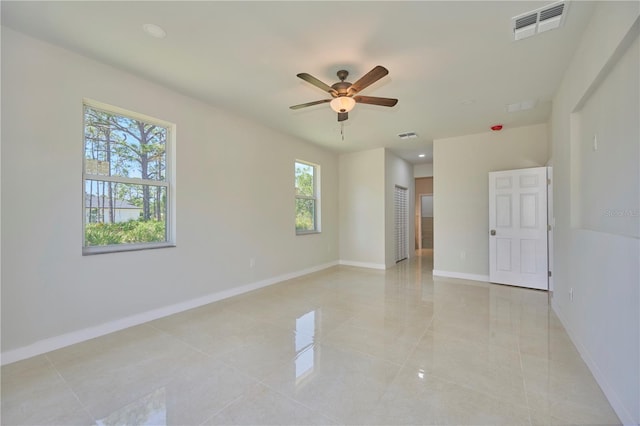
[1,1,595,164]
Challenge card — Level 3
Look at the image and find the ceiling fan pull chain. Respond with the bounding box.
[341,122,345,141]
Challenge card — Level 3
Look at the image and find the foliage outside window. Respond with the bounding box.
[295,160,320,234]
[83,101,174,254]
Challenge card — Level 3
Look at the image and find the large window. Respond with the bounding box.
[83,101,174,254]
[295,160,320,234]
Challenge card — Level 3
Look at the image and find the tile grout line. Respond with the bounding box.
[352,307,436,420]
[215,352,344,425]
[252,379,344,426]
[407,310,536,417]
[44,353,98,425]
[145,321,224,359]
[516,323,534,426]
[197,392,246,426]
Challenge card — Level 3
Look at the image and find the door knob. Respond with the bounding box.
[490,229,496,236]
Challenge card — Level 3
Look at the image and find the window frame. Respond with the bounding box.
[294,159,321,235]
[82,99,176,255]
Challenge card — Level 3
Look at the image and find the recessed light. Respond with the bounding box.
[143,24,166,39]
[419,154,426,158]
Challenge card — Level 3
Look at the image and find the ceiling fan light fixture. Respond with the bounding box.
[330,96,356,113]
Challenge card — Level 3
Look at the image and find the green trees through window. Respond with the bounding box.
[295,161,319,233]
[83,103,171,251]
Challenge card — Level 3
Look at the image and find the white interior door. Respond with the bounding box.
[489,167,548,290]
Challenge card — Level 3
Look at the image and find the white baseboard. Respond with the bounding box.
[338,260,387,270]
[1,261,338,366]
[432,269,489,282]
[552,299,636,426]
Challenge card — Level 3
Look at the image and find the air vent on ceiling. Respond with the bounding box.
[512,1,568,41]
[398,132,417,140]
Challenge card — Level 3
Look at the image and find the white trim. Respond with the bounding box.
[552,299,635,426]
[83,241,175,255]
[82,100,177,253]
[339,260,387,270]
[432,269,490,282]
[295,159,321,234]
[83,98,174,128]
[547,166,554,292]
[1,261,338,366]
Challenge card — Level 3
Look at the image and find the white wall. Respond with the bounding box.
[1,28,339,360]
[549,3,639,423]
[338,148,386,269]
[414,162,433,178]
[433,124,548,280]
[338,148,414,269]
[384,150,415,268]
[577,40,639,239]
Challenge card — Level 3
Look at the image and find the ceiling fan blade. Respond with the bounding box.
[289,99,331,110]
[348,65,389,94]
[354,95,398,107]
[297,73,338,95]
[337,112,348,122]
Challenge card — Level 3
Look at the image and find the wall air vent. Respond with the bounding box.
[512,1,568,41]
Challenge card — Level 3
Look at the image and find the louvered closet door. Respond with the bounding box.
[395,185,408,263]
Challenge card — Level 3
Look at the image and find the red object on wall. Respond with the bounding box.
[491,124,503,131]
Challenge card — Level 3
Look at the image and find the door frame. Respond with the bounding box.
[547,167,554,292]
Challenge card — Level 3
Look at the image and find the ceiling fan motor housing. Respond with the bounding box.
[332,70,354,97]
[331,81,352,97]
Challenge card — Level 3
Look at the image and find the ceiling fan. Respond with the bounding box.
[290,65,398,122]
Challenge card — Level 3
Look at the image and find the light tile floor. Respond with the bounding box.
[1,251,621,425]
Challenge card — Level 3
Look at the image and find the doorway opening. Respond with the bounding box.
[415,177,433,252]
[420,195,434,250]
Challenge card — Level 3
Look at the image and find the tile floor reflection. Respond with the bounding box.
[1,251,620,425]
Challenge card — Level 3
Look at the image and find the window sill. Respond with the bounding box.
[83,242,176,256]
[296,230,321,236]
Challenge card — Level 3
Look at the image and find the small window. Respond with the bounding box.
[295,160,320,234]
[83,101,175,254]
